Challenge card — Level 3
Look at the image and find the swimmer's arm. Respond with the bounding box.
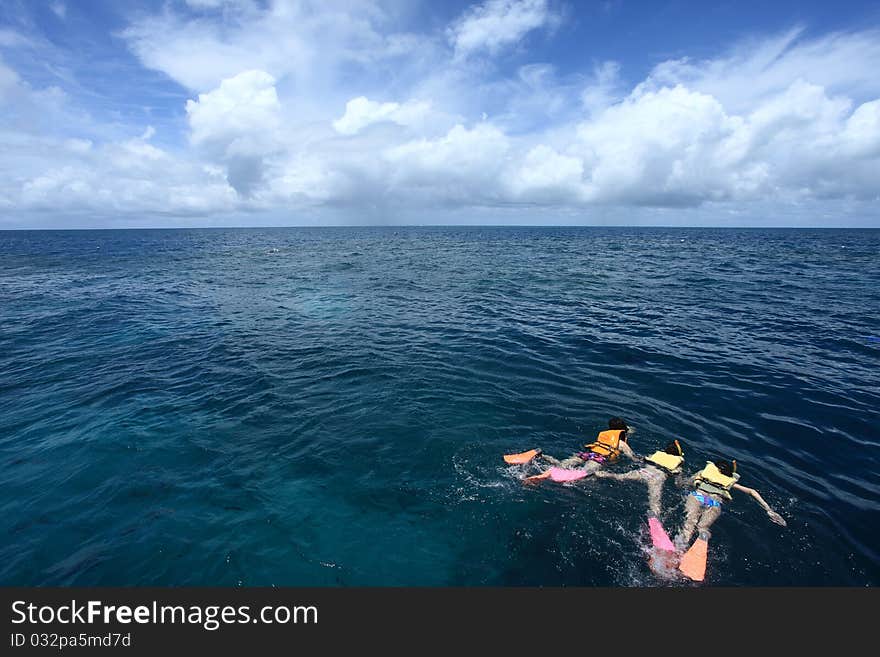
[618,441,635,460]
[733,484,787,526]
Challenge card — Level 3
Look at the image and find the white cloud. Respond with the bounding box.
[570,80,880,206]
[50,3,66,20]
[11,140,237,216]
[644,27,880,113]
[185,70,282,196]
[383,123,511,202]
[332,96,431,135]
[123,3,314,92]
[581,61,623,115]
[505,144,585,202]
[575,85,760,205]
[448,0,557,59]
[842,100,880,158]
[122,0,423,95]
[186,70,281,149]
[0,56,86,138]
[0,56,240,218]
[4,9,880,224]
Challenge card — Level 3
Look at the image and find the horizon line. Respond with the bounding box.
[2,224,880,232]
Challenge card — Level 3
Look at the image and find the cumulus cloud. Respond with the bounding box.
[0,55,239,218]
[4,4,880,224]
[185,70,282,196]
[332,96,431,135]
[575,85,758,205]
[569,80,880,206]
[9,135,237,216]
[447,0,557,59]
[505,145,585,202]
[320,57,880,209]
[384,123,511,202]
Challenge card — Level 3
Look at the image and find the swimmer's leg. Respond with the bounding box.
[581,460,604,476]
[695,504,722,540]
[645,473,664,519]
[593,469,645,482]
[539,454,584,468]
[674,494,703,550]
[678,505,720,582]
[539,454,563,466]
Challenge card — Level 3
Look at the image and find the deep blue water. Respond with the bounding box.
[0,226,878,586]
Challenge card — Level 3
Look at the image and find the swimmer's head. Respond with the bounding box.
[714,459,737,477]
[664,440,684,456]
[608,417,629,431]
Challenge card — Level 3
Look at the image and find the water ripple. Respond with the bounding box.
[0,226,878,585]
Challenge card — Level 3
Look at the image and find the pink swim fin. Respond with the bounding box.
[648,516,675,551]
[548,467,588,482]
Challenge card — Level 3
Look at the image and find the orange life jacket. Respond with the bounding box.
[584,429,626,460]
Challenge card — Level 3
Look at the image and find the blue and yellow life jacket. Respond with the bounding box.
[694,461,740,500]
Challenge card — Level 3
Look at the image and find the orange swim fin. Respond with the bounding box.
[678,536,709,582]
[504,449,540,465]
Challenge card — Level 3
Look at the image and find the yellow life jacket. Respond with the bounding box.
[645,451,684,474]
[585,429,626,461]
[695,461,740,500]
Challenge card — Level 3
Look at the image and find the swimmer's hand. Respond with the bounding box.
[735,484,786,526]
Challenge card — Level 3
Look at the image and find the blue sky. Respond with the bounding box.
[1,0,879,227]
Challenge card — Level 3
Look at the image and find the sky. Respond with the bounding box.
[1,0,879,228]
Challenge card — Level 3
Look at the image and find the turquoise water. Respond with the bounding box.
[1,226,878,586]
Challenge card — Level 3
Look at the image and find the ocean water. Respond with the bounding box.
[0,226,878,587]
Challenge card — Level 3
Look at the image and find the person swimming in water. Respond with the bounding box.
[593,439,685,518]
[675,458,786,548]
[672,458,787,581]
[523,417,635,481]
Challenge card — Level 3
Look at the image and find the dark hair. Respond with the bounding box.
[608,417,629,431]
[714,459,735,477]
[664,440,683,456]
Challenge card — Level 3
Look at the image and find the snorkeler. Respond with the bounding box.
[503,417,634,482]
[593,439,685,520]
[592,440,685,554]
[673,458,787,581]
